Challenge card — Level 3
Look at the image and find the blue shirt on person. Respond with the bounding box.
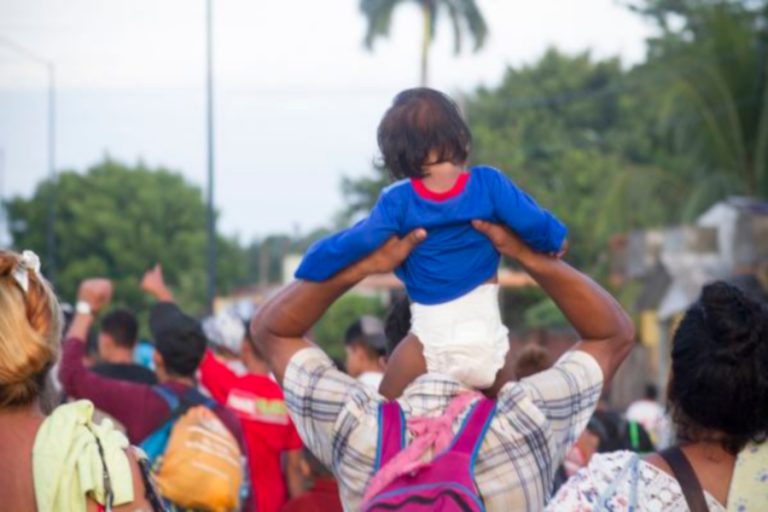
[295,166,567,305]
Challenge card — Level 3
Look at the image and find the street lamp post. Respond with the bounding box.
[0,36,57,284]
[205,0,217,313]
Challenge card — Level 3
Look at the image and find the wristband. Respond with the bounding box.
[75,300,93,316]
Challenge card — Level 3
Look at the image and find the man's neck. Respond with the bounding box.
[358,362,383,375]
[162,375,196,387]
[245,359,271,376]
[103,348,134,365]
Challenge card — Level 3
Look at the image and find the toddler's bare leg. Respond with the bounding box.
[378,334,428,400]
[483,344,517,398]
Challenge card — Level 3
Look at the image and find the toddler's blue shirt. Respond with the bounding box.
[295,166,567,305]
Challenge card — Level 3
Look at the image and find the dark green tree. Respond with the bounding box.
[6,158,249,316]
[635,0,768,216]
[312,294,386,359]
[360,0,488,85]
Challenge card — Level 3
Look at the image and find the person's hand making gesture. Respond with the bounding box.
[141,264,174,302]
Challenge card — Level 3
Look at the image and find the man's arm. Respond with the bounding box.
[473,220,634,383]
[284,449,304,498]
[294,191,401,282]
[140,265,238,401]
[252,229,426,385]
[58,279,150,436]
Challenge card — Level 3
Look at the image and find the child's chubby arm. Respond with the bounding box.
[295,188,402,281]
[482,167,568,255]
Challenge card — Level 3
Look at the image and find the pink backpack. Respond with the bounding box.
[362,392,496,511]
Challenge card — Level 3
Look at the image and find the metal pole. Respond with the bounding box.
[46,63,57,285]
[0,148,6,248]
[205,0,217,312]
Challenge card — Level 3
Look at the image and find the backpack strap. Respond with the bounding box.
[140,385,211,464]
[179,386,218,410]
[597,454,639,510]
[448,398,496,468]
[659,447,709,512]
[627,420,640,451]
[152,385,180,411]
[374,401,405,471]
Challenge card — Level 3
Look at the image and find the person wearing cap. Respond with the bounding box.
[57,271,247,452]
[343,316,387,391]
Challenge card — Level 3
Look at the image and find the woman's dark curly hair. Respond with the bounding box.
[668,281,768,454]
[377,88,471,180]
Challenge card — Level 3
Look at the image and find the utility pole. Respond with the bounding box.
[47,62,56,284]
[205,0,217,313]
[0,148,7,248]
[0,36,57,283]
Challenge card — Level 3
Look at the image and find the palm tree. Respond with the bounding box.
[651,2,768,212]
[360,0,488,86]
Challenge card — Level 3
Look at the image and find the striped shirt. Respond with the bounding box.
[283,347,603,511]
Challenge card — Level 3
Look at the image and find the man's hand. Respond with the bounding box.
[472,220,531,260]
[77,278,113,314]
[252,228,425,384]
[141,264,174,302]
[68,278,112,340]
[353,229,427,277]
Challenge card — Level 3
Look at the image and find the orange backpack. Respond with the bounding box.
[140,387,244,512]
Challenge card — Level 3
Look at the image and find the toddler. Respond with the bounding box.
[296,88,567,397]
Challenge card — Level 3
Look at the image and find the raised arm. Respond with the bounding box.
[473,220,634,384]
[139,265,237,401]
[59,279,149,433]
[486,168,567,254]
[294,190,401,282]
[252,229,426,384]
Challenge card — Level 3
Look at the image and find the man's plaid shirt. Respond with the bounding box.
[283,347,603,511]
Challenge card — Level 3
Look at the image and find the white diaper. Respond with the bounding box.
[410,284,509,389]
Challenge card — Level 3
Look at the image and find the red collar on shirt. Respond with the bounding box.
[411,172,470,201]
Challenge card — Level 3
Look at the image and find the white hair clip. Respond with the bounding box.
[12,250,41,294]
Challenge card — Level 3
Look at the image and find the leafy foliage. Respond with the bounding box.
[646,1,768,206]
[6,158,249,316]
[311,294,386,359]
[360,0,488,84]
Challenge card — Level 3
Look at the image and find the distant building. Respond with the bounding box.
[611,197,768,396]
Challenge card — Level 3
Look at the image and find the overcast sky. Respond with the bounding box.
[0,0,655,241]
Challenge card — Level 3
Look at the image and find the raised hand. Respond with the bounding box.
[471,220,530,260]
[357,229,427,276]
[77,278,113,314]
[141,264,174,301]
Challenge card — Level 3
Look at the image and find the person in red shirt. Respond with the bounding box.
[281,449,343,512]
[188,306,304,512]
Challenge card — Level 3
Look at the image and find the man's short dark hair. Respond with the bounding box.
[377,88,471,180]
[149,303,207,377]
[644,383,658,401]
[101,309,139,349]
[344,316,387,359]
[384,297,411,357]
[513,344,552,379]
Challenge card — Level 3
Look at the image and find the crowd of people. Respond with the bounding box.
[1,87,767,511]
